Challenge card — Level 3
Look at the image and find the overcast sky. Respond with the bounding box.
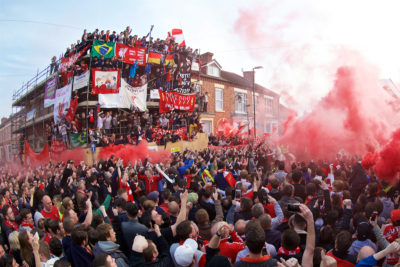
[1,0,400,119]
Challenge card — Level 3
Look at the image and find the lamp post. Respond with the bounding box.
[252,66,263,140]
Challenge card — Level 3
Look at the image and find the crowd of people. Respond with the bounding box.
[0,142,399,267]
[47,109,202,149]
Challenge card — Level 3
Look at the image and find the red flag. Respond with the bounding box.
[158,90,196,113]
[60,45,89,72]
[169,29,185,47]
[115,44,146,65]
[92,69,121,94]
[223,171,236,187]
[65,97,78,122]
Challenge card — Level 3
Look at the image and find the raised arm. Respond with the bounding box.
[171,190,188,236]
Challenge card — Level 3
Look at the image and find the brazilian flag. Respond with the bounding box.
[90,40,115,59]
[70,132,87,148]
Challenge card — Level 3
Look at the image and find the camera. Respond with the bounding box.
[287,203,301,213]
[371,211,378,221]
[235,189,242,200]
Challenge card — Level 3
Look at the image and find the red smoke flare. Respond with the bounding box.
[98,141,171,164]
[364,128,400,183]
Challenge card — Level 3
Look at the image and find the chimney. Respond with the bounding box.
[201,52,214,65]
[1,118,6,125]
[243,71,254,84]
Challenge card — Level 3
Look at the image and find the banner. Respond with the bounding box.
[50,140,65,154]
[92,68,120,94]
[24,141,49,167]
[44,76,58,108]
[73,71,89,90]
[175,51,193,91]
[26,109,36,121]
[70,132,87,148]
[152,126,187,140]
[115,44,146,65]
[150,89,160,99]
[65,97,78,122]
[60,45,89,72]
[120,79,147,111]
[158,90,196,113]
[98,93,122,108]
[98,79,147,111]
[172,87,193,94]
[90,40,115,58]
[147,48,175,65]
[53,83,72,122]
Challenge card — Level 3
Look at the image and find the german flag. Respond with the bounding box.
[148,52,161,64]
[165,53,175,66]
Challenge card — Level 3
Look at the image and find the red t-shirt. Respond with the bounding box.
[139,174,162,194]
[41,206,60,221]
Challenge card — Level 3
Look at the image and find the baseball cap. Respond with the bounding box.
[391,209,400,225]
[174,238,198,267]
[147,191,159,202]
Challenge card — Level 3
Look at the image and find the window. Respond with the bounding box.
[235,93,247,113]
[265,97,273,115]
[207,65,220,77]
[215,88,223,111]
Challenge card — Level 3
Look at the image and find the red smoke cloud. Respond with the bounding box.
[362,129,400,183]
[98,141,171,164]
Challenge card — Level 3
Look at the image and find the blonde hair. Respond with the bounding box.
[9,231,20,250]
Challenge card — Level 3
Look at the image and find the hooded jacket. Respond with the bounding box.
[93,241,129,267]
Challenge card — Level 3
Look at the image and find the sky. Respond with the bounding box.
[2,0,400,119]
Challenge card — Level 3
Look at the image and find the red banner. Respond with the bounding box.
[50,140,66,154]
[60,45,89,72]
[115,44,146,65]
[92,68,121,94]
[152,126,187,139]
[65,97,78,122]
[24,141,49,167]
[158,90,196,113]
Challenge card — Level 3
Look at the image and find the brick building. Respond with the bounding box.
[193,52,281,135]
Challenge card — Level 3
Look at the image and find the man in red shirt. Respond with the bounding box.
[138,169,162,194]
[41,195,60,221]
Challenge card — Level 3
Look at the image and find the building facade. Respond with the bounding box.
[193,52,281,135]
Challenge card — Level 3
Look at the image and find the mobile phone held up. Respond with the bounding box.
[287,203,301,213]
[235,189,242,200]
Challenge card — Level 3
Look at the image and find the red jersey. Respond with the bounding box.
[41,206,60,221]
[119,177,134,202]
[138,174,162,194]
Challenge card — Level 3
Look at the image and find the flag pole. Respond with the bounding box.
[86,54,93,146]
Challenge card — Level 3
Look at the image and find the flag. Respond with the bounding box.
[92,69,121,94]
[148,51,162,64]
[70,132,87,148]
[53,83,72,122]
[223,171,236,187]
[61,45,89,72]
[65,97,78,122]
[158,90,196,113]
[201,169,214,184]
[90,40,115,58]
[115,44,146,65]
[169,29,185,47]
[165,53,175,66]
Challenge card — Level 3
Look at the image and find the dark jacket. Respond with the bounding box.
[69,243,94,267]
[93,241,129,267]
[129,234,172,267]
[234,255,277,267]
[264,229,281,250]
[121,219,148,251]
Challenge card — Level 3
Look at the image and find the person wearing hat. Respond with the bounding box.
[348,221,377,256]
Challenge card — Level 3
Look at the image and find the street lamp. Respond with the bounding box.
[252,66,263,140]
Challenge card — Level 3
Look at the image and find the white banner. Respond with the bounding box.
[120,79,147,111]
[150,89,160,99]
[26,109,36,121]
[98,93,122,108]
[53,83,72,122]
[73,71,89,90]
[99,79,147,111]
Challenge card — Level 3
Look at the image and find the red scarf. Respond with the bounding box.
[4,220,18,231]
[20,221,34,229]
[77,189,87,198]
[278,246,301,256]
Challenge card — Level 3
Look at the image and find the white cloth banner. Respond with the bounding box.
[53,83,72,122]
[99,79,147,111]
[120,79,147,111]
[73,71,89,90]
[150,89,160,99]
[98,93,122,108]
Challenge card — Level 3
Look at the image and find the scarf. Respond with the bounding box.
[5,220,19,231]
[278,246,301,256]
